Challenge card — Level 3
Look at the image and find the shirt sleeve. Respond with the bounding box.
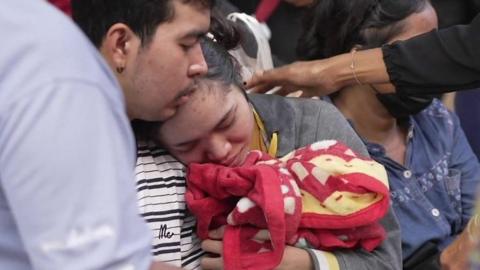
[0,81,152,270]
[382,13,480,95]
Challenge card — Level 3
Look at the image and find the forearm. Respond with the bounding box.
[325,48,392,93]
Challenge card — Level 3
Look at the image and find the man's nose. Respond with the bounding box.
[187,43,208,77]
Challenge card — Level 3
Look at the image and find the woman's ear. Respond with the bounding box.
[100,23,141,74]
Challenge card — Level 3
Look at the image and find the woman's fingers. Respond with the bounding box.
[247,69,290,93]
[201,239,224,270]
[208,226,225,240]
[201,239,223,255]
[200,256,224,270]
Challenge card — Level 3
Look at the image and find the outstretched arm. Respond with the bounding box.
[248,13,480,97]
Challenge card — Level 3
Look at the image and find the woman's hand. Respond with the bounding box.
[200,226,313,270]
[200,226,225,270]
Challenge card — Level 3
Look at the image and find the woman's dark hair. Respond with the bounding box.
[200,10,244,91]
[297,0,429,60]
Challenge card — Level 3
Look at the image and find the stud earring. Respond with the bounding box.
[116,66,125,74]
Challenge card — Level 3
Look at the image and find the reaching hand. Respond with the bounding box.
[246,60,343,97]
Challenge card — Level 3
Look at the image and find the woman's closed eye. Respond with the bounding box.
[173,141,197,153]
[217,117,235,131]
[217,109,236,131]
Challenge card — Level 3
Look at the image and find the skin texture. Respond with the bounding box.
[100,0,210,121]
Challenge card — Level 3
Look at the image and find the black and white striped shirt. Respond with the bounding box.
[135,140,204,269]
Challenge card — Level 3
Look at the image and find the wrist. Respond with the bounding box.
[323,53,353,91]
[355,48,389,85]
[326,48,389,89]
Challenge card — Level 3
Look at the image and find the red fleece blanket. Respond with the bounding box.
[186,140,390,270]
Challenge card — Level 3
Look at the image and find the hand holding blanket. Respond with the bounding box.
[186,140,390,270]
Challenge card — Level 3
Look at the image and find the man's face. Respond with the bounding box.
[128,1,210,121]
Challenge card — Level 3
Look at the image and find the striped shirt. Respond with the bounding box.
[135,140,204,269]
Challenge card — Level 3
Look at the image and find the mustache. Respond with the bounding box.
[175,80,199,100]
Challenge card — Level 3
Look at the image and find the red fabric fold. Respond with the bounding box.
[186,141,390,270]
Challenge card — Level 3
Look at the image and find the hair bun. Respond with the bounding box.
[208,8,241,51]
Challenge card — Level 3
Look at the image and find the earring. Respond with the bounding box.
[116,66,125,74]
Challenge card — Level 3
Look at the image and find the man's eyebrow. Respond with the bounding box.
[182,30,207,40]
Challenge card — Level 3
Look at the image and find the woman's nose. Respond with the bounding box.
[206,136,232,163]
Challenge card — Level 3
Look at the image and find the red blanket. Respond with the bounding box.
[186,140,390,270]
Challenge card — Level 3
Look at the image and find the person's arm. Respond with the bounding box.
[384,13,480,95]
[0,82,154,270]
[246,48,391,96]
[248,13,480,96]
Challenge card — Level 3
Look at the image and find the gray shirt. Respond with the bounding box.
[250,94,403,270]
[0,1,152,269]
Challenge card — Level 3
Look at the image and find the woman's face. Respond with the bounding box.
[157,81,254,166]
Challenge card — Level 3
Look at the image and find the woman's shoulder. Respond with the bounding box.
[248,93,340,115]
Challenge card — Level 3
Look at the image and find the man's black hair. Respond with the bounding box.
[71,0,214,48]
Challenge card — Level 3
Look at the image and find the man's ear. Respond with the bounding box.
[100,23,140,72]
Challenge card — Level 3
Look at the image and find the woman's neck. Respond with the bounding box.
[333,85,406,147]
